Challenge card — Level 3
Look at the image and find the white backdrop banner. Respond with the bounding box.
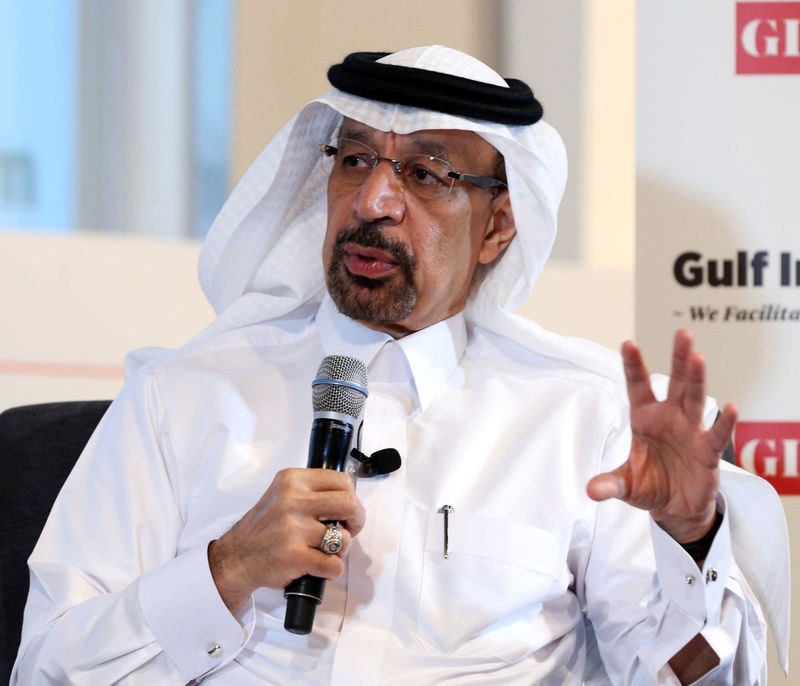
[637,0,799,678]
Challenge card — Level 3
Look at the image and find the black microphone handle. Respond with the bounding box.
[284,417,355,635]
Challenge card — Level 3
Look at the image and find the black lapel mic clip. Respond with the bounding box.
[350,447,402,477]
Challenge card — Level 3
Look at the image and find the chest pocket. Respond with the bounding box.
[417,511,566,655]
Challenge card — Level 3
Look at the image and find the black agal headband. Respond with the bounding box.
[327,51,543,126]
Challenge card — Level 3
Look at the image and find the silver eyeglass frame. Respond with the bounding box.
[318,138,507,197]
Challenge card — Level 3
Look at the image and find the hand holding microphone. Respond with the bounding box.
[207,356,368,623]
[283,355,369,634]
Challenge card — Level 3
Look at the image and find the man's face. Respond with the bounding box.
[322,120,515,337]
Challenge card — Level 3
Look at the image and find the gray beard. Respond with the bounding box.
[326,222,417,323]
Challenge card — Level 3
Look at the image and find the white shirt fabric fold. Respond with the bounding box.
[13,296,768,684]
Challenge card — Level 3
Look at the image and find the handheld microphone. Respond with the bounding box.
[283,355,368,635]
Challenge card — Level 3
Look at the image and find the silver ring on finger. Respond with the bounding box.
[318,523,343,554]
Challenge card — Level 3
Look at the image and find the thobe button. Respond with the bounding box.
[705,568,718,583]
[206,643,223,657]
[684,575,696,586]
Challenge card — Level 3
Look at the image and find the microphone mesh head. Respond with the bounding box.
[312,355,368,418]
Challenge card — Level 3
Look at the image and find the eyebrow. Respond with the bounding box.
[407,135,452,161]
[339,125,454,162]
[339,124,378,146]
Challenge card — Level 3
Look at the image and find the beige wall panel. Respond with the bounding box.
[233,0,497,182]
[0,232,212,412]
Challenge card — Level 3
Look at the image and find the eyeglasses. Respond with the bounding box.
[319,137,507,200]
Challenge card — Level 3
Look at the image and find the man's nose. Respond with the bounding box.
[353,160,406,224]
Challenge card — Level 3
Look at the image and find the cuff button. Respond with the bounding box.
[207,643,223,657]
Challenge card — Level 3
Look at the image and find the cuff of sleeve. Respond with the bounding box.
[138,544,255,682]
[650,494,733,624]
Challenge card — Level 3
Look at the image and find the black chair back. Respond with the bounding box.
[0,400,111,682]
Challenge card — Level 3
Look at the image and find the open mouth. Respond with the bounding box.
[344,244,399,278]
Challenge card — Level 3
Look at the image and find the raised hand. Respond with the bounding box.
[586,329,737,543]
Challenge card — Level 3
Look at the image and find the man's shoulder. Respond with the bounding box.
[464,321,627,405]
[139,305,322,381]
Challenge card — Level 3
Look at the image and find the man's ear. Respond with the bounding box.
[477,191,516,264]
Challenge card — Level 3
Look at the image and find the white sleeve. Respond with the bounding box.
[581,418,768,685]
[11,369,254,684]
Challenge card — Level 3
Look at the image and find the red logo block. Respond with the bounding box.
[734,422,800,494]
[737,2,800,73]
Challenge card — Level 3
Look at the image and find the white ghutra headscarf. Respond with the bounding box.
[190,45,622,383]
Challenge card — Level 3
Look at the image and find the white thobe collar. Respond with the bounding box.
[316,293,467,415]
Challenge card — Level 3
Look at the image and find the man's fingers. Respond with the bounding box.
[683,351,707,426]
[586,468,629,502]
[305,550,347,581]
[271,469,366,534]
[709,403,738,454]
[312,490,367,536]
[280,467,356,492]
[666,329,692,404]
[662,330,708,426]
[622,340,656,409]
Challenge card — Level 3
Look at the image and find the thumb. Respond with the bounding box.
[586,466,629,502]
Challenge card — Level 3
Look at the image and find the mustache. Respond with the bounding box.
[332,222,415,271]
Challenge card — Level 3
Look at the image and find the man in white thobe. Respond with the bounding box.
[12,46,786,685]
